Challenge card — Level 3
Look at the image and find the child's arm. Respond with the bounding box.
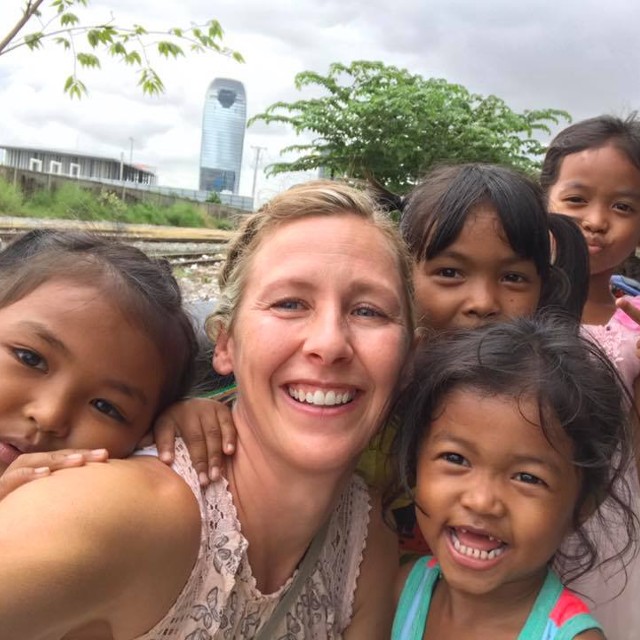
[344,492,398,640]
[0,458,200,638]
[0,449,109,501]
[153,398,237,485]
[613,298,640,475]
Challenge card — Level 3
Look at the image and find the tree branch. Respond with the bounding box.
[0,0,48,55]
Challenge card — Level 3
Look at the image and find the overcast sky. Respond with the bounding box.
[1,0,638,205]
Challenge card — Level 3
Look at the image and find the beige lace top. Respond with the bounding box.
[137,438,371,639]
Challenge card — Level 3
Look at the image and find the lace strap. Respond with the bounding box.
[253,518,331,640]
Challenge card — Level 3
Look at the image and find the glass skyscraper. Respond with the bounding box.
[199,78,247,194]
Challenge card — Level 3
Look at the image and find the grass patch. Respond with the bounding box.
[0,178,235,229]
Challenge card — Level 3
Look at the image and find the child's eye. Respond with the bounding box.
[613,202,635,215]
[435,268,462,279]
[501,273,528,284]
[440,452,469,466]
[91,398,126,423]
[514,471,546,486]
[563,195,586,205]
[13,348,48,372]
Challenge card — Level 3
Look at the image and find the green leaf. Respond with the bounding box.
[76,52,101,68]
[157,41,184,58]
[54,37,71,50]
[138,68,164,96]
[124,50,142,66]
[59,12,79,26]
[109,42,127,56]
[24,32,43,50]
[64,76,87,99]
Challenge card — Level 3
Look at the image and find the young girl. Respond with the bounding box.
[0,227,198,478]
[391,316,636,640]
[540,114,640,640]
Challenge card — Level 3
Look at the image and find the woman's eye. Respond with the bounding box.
[353,305,385,318]
[440,452,468,466]
[92,399,126,423]
[272,298,304,311]
[514,471,545,486]
[14,348,47,371]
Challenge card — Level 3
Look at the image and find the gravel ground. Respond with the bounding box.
[174,263,222,305]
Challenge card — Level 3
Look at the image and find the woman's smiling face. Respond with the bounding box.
[214,213,412,473]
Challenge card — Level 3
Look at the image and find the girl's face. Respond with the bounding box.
[412,206,541,330]
[415,388,580,599]
[548,144,640,277]
[214,214,411,474]
[0,279,166,475]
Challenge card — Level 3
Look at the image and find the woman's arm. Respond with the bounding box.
[0,458,200,640]
[344,492,399,640]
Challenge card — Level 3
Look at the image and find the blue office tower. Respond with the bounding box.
[199,78,246,194]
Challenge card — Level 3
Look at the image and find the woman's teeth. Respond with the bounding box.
[288,387,354,406]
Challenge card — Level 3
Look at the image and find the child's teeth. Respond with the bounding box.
[451,529,505,561]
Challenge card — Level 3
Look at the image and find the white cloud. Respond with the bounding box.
[1,0,639,197]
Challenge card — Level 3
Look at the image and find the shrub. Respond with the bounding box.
[163,202,206,228]
[0,178,24,215]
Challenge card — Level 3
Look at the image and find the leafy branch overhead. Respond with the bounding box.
[249,61,571,192]
[0,0,244,97]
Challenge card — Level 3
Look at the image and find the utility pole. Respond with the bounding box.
[251,145,267,204]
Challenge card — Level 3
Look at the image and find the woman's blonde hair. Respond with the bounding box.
[207,180,416,341]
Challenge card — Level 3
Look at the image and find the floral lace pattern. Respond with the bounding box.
[136,439,371,639]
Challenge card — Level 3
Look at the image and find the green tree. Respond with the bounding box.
[249,61,570,192]
[0,0,243,97]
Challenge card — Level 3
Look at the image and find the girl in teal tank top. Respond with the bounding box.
[389,317,636,639]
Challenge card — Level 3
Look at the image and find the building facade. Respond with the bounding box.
[0,146,156,184]
[199,78,246,194]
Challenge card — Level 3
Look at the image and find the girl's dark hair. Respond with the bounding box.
[540,113,640,193]
[390,315,636,584]
[544,213,589,320]
[0,229,198,415]
[384,163,588,321]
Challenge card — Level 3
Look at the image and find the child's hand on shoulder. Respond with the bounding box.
[152,398,236,486]
[0,448,109,500]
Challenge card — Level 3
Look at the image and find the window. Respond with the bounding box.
[29,158,42,172]
[69,163,80,178]
[49,160,62,174]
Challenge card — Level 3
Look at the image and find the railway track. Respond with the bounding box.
[0,216,234,244]
[0,217,231,269]
[156,252,225,268]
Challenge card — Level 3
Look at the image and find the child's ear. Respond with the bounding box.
[213,326,234,375]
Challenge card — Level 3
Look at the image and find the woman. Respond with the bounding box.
[0,181,416,638]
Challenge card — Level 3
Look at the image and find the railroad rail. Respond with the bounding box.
[0,216,235,244]
[157,252,225,268]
